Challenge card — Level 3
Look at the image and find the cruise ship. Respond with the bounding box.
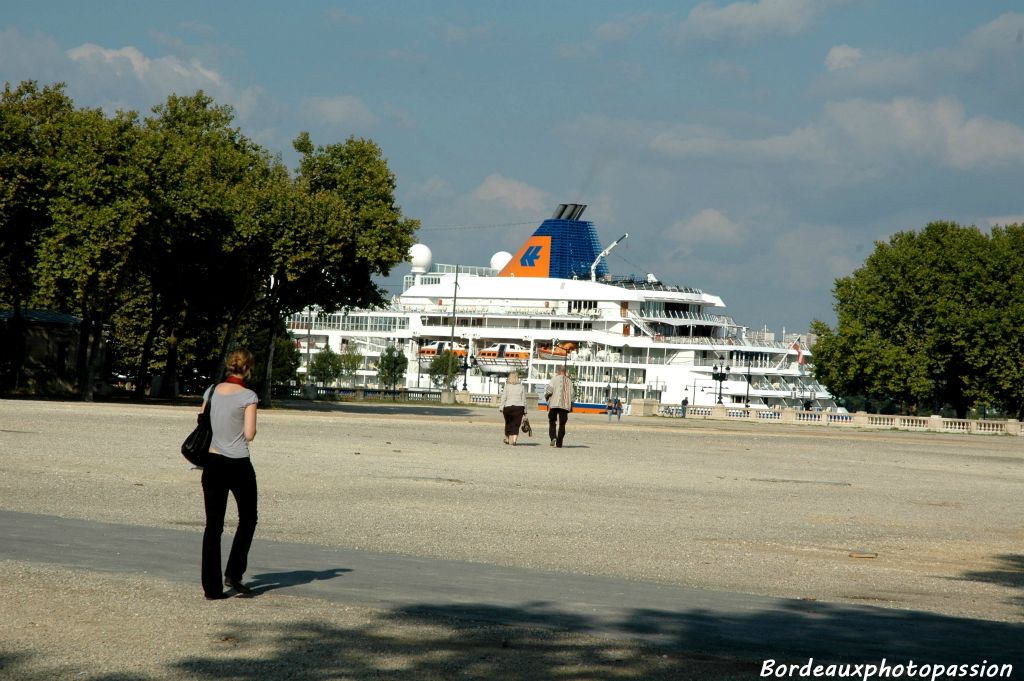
[287,204,834,413]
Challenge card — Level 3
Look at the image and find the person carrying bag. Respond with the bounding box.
[498,371,527,446]
[198,349,260,600]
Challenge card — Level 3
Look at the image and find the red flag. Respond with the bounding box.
[791,340,804,365]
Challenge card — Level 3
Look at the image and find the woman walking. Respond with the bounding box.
[199,348,260,600]
[498,371,527,446]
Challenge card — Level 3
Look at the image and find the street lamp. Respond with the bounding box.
[460,355,475,391]
[711,364,730,404]
[744,358,751,408]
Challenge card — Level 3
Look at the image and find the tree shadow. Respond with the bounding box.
[247,567,352,595]
[958,554,1024,609]
[166,598,1023,680]
[6,597,1022,680]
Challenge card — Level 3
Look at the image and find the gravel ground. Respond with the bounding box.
[0,399,1021,679]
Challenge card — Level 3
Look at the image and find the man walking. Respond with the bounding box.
[545,367,574,448]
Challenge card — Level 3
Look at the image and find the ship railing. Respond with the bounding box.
[651,336,812,352]
[639,309,728,324]
[625,310,656,338]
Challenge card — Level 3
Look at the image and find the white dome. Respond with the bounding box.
[409,243,432,273]
[490,251,513,270]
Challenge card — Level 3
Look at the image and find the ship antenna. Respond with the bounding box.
[590,233,629,282]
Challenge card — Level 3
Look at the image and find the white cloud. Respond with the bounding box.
[663,209,748,253]
[596,13,657,42]
[0,27,67,82]
[818,13,1024,95]
[439,22,491,44]
[67,43,223,87]
[824,97,1024,170]
[409,175,454,200]
[325,9,362,26]
[60,40,280,122]
[570,95,1024,174]
[708,59,751,81]
[556,42,598,59]
[650,122,832,164]
[825,44,862,71]
[674,0,833,43]
[300,95,377,130]
[985,214,1024,228]
[472,174,548,212]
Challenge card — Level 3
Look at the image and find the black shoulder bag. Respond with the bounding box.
[181,387,214,467]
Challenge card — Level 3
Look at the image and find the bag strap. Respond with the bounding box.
[202,384,217,414]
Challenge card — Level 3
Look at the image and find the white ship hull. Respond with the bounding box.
[288,204,834,412]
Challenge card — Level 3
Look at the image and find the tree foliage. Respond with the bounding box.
[337,343,363,386]
[428,350,462,390]
[376,345,407,391]
[0,81,75,314]
[811,221,1024,419]
[0,81,418,402]
[308,344,344,386]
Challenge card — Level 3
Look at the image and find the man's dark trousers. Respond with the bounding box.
[548,408,569,447]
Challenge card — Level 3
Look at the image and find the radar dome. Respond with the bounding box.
[490,251,512,270]
[409,244,432,273]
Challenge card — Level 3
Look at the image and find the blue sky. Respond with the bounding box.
[4,1,1023,332]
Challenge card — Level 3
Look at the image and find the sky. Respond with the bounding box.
[3,1,1024,333]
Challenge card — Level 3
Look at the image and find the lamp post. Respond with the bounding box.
[461,355,474,391]
[711,364,730,404]
[744,358,751,408]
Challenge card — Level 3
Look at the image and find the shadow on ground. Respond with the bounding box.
[169,598,1024,680]
[3,595,1021,680]
[247,567,352,594]
[959,554,1024,611]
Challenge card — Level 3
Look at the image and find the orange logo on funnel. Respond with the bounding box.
[499,235,551,277]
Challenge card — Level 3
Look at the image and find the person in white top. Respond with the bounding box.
[498,371,527,446]
[199,348,259,600]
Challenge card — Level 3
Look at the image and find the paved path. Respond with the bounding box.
[3,509,1021,666]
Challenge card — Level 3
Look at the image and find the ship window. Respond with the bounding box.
[569,300,597,313]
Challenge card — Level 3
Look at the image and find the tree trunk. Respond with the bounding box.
[3,304,27,392]
[262,315,277,407]
[84,318,105,401]
[75,313,92,400]
[158,301,188,399]
[133,294,161,400]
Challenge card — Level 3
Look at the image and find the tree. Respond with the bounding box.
[338,343,363,386]
[293,132,419,309]
[0,82,76,389]
[376,345,407,391]
[308,344,344,386]
[134,91,266,398]
[0,82,74,313]
[975,224,1024,419]
[31,106,149,399]
[811,221,1018,418]
[250,133,419,405]
[428,350,461,390]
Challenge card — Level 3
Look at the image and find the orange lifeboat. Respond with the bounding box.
[417,341,468,359]
[476,343,530,374]
[536,342,576,360]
